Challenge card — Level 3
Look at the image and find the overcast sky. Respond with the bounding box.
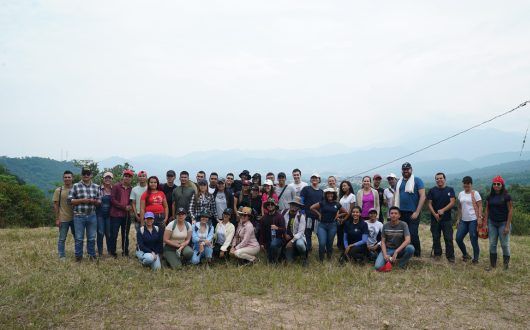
[1,0,529,161]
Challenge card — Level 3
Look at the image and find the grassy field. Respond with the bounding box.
[1,224,529,330]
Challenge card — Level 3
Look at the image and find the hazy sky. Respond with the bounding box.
[1,0,529,161]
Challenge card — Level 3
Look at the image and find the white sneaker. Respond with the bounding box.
[60,257,66,261]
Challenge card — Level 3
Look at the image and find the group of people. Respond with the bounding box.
[53,163,514,272]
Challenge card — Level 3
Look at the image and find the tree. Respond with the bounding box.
[97,162,138,186]
[72,159,99,184]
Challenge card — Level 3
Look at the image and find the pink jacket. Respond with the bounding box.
[232,220,259,249]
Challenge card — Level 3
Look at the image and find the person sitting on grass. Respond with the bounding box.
[366,207,384,261]
[190,209,214,267]
[339,206,369,265]
[281,196,308,267]
[136,212,162,270]
[375,206,415,271]
[230,207,260,266]
[213,208,236,260]
[163,207,193,270]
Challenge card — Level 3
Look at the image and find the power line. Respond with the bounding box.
[520,118,530,159]
[347,100,530,179]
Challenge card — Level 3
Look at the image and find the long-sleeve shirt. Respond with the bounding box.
[258,211,286,246]
[189,192,217,222]
[344,233,368,248]
[191,223,214,251]
[110,181,133,218]
[66,180,102,214]
[136,226,162,254]
[232,221,259,249]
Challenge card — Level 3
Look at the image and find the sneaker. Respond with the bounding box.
[472,260,479,265]
[75,256,82,263]
[88,255,97,260]
[463,254,472,261]
[59,257,66,261]
[433,256,441,261]
[448,258,455,264]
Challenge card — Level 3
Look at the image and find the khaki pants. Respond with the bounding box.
[234,245,260,261]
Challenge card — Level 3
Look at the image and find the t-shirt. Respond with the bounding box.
[275,185,296,210]
[287,214,296,237]
[165,220,191,244]
[458,191,482,221]
[289,182,308,197]
[361,192,374,217]
[383,187,395,218]
[141,190,166,214]
[318,201,341,223]
[130,185,148,214]
[339,193,356,213]
[366,221,384,247]
[215,193,228,219]
[53,187,73,222]
[396,177,425,212]
[375,187,384,221]
[250,196,262,216]
[208,186,216,194]
[172,186,196,213]
[344,220,369,245]
[161,184,177,217]
[382,220,410,250]
[217,223,226,245]
[261,193,278,214]
[262,214,274,243]
[300,186,323,219]
[427,186,455,221]
[236,193,250,208]
[486,193,512,223]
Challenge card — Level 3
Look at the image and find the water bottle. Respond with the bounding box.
[271,229,276,240]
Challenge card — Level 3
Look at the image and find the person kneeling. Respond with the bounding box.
[282,197,308,267]
[230,207,260,266]
[375,206,415,271]
[190,210,214,267]
[259,198,286,266]
[339,206,369,265]
[136,212,162,270]
[366,208,384,261]
[163,208,194,270]
[213,208,236,260]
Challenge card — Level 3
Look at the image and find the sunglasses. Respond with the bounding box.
[240,214,250,218]
[493,183,502,186]
[104,176,113,180]
[167,175,175,177]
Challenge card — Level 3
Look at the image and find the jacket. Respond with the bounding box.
[110,181,133,218]
[356,188,380,217]
[231,220,259,249]
[258,211,286,246]
[281,209,306,243]
[191,222,214,251]
[213,221,235,252]
[136,225,162,254]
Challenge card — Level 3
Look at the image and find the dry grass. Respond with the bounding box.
[1,224,529,330]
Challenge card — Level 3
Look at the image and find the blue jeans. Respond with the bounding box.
[96,214,111,255]
[74,213,97,257]
[190,246,213,264]
[317,222,337,253]
[488,221,511,256]
[285,239,307,262]
[455,220,479,261]
[109,216,132,257]
[375,245,415,270]
[136,251,161,270]
[266,238,283,263]
[57,221,75,258]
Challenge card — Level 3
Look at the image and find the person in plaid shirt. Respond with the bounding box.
[189,179,217,225]
[67,167,101,262]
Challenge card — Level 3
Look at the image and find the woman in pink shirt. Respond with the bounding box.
[230,207,260,265]
[261,179,278,216]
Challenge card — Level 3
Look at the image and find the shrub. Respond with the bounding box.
[0,182,54,228]
[511,209,530,236]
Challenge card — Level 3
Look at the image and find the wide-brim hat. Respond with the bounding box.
[264,197,279,209]
[239,170,250,178]
[287,196,305,209]
[238,207,254,217]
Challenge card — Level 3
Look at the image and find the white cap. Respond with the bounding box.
[263,179,274,186]
[311,173,320,178]
[386,173,397,179]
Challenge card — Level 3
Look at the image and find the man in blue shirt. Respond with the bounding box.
[300,173,323,253]
[393,162,425,257]
[427,172,456,263]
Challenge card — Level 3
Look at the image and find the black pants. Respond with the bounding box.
[336,220,346,251]
[213,243,231,259]
[400,211,421,257]
[340,244,368,263]
[430,219,454,259]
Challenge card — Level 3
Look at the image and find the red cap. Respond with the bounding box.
[138,171,147,176]
[242,180,252,186]
[378,262,392,272]
[373,174,382,179]
[493,175,504,185]
[123,170,134,177]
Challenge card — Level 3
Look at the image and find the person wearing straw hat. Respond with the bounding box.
[281,196,308,267]
[230,207,260,265]
[259,198,286,266]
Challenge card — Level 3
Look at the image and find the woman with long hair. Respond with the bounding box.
[456,176,482,264]
[96,172,113,256]
[261,179,278,216]
[190,210,214,266]
[189,179,217,225]
[252,173,263,193]
[484,175,513,271]
[140,176,169,238]
[213,208,236,260]
[163,208,193,270]
[356,176,380,220]
[230,207,260,265]
[339,206,369,264]
[337,181,356,252]
[235,180,252,210]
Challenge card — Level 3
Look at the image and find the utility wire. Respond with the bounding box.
[348,100,530,178]
[520,118,530,159]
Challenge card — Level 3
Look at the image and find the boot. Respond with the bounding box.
[319,252,325,263]
[503,255,510,271]
[326,250,332,262]
[485,253,497,271]
[75,256,82,263]
[338,254,347,266]
[301,258,308,268]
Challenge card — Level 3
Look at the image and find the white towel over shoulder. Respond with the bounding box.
[393,175,415,209]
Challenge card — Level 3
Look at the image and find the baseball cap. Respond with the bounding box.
[123,170,133,177]
[242,180,251,186]
[386,173,397,179]
[199,209,210,218]
[373,174,382,180]
[378,262,392,272]
[103,172,114,179]
[277,172,286,178]
[217,177,226,184]
[311,173,320,179]
[252,173,261,179]
[175,208,186,215]
[462,176,473,183]
[144,212,155,219]
[138,171,147,176]
[199,179,208,185]
[167,170,176,177]
[369,208,377,214]
[251,184,260,190]
[402,162,412,169]
[223,208,233,215]
[263,179,274,186]
[81,167,92,174]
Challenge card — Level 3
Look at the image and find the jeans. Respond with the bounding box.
[317,222,337,253]
[109,216,132,257]
[488,221,511,256]
[285,239,307,262]
[455,220,479,260]
[153,213,166,242]
[96,214,111,255]
[135,251,161,270]
[57,220,75,258]
[265,238,284,263]
[190,246,213,264]
[400,211,421,257]
[74,213,97,257]
[375,245,415,270]
[430,219,455,259]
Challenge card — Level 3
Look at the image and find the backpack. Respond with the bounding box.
[281,209,302,223]
[173,220,190,231]
[140,225,159,235]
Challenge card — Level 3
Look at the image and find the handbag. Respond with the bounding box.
[471,190,488,239]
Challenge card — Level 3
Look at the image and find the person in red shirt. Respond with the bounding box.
[141,176,169,239]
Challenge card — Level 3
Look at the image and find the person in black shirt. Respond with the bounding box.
[161,170,178,221]
[233,170,251,193]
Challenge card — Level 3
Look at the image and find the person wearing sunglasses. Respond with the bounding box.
[136,212,162,270]
[235,180,252,210]
[96,172,113,257]
[230,207,260,265]
[484,175,513,271]
[456,176,482,264]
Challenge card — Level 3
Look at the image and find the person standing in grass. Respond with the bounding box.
[54,170,75,260]
[259,198,286,266]
[109,170,133,258]
[163,208,193,270]
[225,173,236,194]
[161,170,178,221]
[372,174,385,223]
[261,179,278,216]
[230,207,260,265]
[339,206,369,265]
[300,173,323,253]
[427,172,456,263]
[275,172,296,212]
[95,172,113,257]
[208,172,218,195]
[213,178,237,228]
[375,206,415,271]
[289,168,308,197]
[356,176,380,221]
[281,197,308,267]
[212,208,236,260]
[235,180,252,209]
[190,210,215,266]
[130,171,148,230]
[337,181,356,252]
[366,208,384,261]
[66,167,101,263]
[171,171,196,225]
[456,176,482,264]
[484,175,513,271]
[383,173,397,222]
[136,212,162,270]
[140,176,169,240]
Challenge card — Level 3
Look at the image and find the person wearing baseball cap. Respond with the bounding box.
[108,170,134,258]
[282,196,308,267]
[163,208,193,270]
[130,171,148,231]
[230,207,260,265]
[190,209,215,266]
[393,162,425,258]
[261,179,278,216]
[251,173,262,192]
[275,172,296,212]
[136,212,162,270]
[372,174,385,223]
[456,176,482,265]
[259,198,286,266]
[300,173,324,253]
[383,174,398,222]
[95,172,113,257]
[212,208,236,260]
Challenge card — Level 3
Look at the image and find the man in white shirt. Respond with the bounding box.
[275,172,296,211]
[208,172,218,194]
[289,168,308,197]
[383,173,397,222]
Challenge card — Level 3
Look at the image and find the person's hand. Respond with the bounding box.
[91,199,100,205]
[161,220,167,227]
[177,246,184,254]
[81,197,90,204]
[391,253,398,263]
[410,211,419,220]
[229,248,235,256]
[284,233,291,241]
[286,241,293,249]
[151,252,157,261]
[367,245,373,251]
[483,223,489,233]
[55,219,61,228]
[437,209,444,216]
[455,221,460,229]
[318,214,321,221]
[204,240,212,248]
[220,251,224,257]
[504,225,510,235]
[135,215,141,223]
[199,244,204,254]
[260,245,265,251]
[126,206,132,211]
[345,246,351,255]
[271,224,278,230]
[384,254,391,263]
[434,214,440,222]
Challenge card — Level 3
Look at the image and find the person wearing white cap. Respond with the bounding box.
[261,179,278,216]
[383,173,397,222]
[300,173,323,252]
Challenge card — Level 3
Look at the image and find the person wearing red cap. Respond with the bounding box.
[372,174,385,223]
[109,170,134,258]
[484,175,513,271]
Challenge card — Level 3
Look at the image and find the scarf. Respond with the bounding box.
[393,174,415,208]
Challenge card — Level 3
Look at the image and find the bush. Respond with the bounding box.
[0,182,54,228]
[511,209,530,236]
